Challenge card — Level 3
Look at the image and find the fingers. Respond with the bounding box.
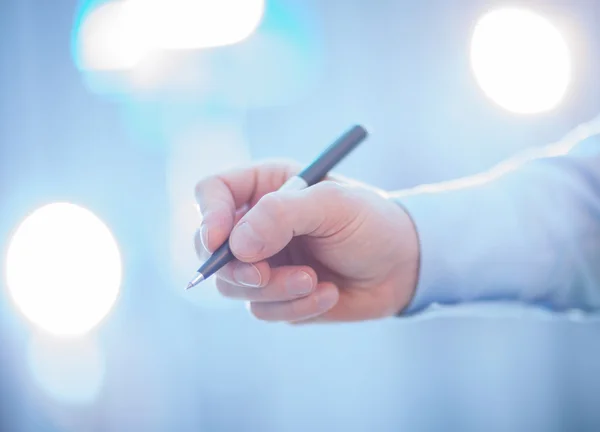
[213,259,339,322]
[216,264,318,302]
[193,163,351,323]
[229,181,360,262]
[248,282,340,322]
[195,162,299,252]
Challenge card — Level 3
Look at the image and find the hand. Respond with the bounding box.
[194,161,420,323]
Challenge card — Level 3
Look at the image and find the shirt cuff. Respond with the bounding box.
[392,186,488,316]
[392,184,593,319]
[394,192,450,315]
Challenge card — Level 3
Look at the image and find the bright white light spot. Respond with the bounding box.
[470,8,571,114]
[76,0,264,76]
[127,0,265,50]
[27,334,105,405]
[78,1,152,70]
[6,203,122,337]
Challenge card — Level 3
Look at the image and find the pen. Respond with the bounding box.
[186,124,369,290]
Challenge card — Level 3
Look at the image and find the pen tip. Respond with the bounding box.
[185,273,205,290]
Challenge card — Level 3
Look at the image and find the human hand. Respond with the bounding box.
[194,161,420,323]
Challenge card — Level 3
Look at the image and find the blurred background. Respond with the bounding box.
[1,0,600,430]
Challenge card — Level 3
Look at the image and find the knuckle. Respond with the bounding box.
[257,192,287,221]
[260,159,302,190]
[194,175,231,210]
[314,181,362,214]
[314,180,351,200]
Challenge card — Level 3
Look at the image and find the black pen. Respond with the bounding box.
[186,124,369,290]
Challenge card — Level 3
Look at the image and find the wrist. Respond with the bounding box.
[383,193,421,315]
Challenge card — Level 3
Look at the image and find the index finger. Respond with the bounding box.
[194,161,299,252]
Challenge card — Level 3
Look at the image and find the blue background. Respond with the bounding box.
[1,0,600,430]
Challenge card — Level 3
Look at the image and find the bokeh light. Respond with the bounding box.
[470,8,571,114]
[75,0,152,71]
[75,0,265,73]
[5,203,122,337]
[128,0,265,50]
[27,334,106,405]
[71,0,321,108]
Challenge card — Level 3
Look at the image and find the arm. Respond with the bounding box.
[395,115,600,316]
[193,116,600,324]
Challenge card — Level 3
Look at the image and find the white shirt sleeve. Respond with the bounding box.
[395,115,600,317]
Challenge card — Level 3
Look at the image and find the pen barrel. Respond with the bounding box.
[197,240,235,280]
[298,125,368,186]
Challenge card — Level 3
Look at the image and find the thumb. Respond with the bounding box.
[229,181,360,263]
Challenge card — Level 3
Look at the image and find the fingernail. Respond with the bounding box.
[200,224,211,252]
[230,222,264,258]
[316,287,338,311]
[233,263,262,287]
[286,271,313,296]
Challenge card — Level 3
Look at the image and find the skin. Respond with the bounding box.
[194,160,420,324]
